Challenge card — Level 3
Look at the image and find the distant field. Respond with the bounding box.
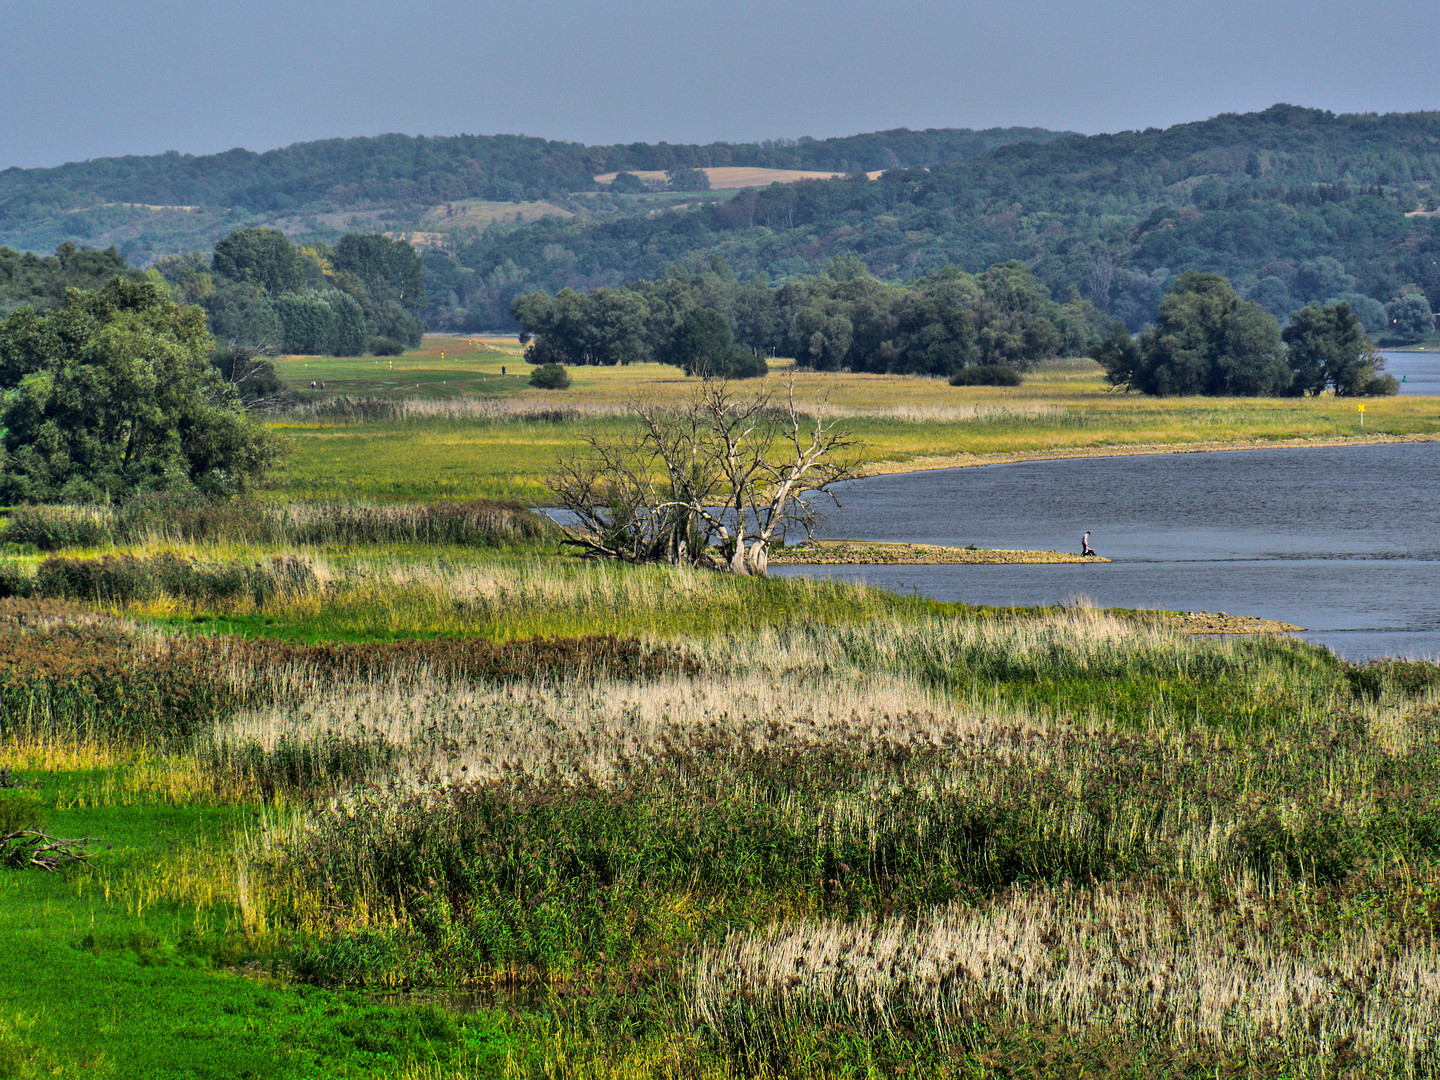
[266,336,1440,503]
[593,166,884,188]
[414,198,573,230]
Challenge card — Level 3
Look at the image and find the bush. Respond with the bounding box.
[529,363,572,389]
[33,553,318,607]
[0,564,32,598]
[5,504,116,551]
[369,336,406,357]
[950,364,1023,387]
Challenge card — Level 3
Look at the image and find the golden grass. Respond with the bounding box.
[688,878,1440,1067]
[592,167,852,189]
[265,344,1440,503]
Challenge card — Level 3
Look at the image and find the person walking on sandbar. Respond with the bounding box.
[1081,531,1094,557]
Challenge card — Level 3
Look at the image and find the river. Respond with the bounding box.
[774,441,1440,660]
[1381,350,1440,395]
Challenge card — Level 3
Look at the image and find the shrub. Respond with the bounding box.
[4,504,116,551]
[950,364,1023,387]
[529,363,572,389]
[0,563,32,599]
[369,336,405,356]
[33,553,318,607]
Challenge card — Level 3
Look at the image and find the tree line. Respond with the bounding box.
[154,228,425,361]
[511,256,1109,380]
[1094,272,1396,397]
[424,107,1440,337]
[0,127,1064,223]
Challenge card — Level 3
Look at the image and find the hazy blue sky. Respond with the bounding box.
[3,0,1437,170]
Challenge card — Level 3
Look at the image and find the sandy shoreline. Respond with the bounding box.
[852,431,1440,479]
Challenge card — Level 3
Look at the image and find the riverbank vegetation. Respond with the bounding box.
[4,328,1440,1076]
[1,523,1439,1076]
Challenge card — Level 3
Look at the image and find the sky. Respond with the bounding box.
[3,0,1438,171]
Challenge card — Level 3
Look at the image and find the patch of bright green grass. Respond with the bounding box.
[0,781,512,1079]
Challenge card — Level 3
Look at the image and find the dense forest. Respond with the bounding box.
[425,107,1440,334]
[3,106,1438,346]
[0,126,1067,259]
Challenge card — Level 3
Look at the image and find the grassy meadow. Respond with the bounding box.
[3,345,1440,1078]
[268,337,1440,503]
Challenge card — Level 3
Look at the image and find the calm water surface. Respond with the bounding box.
[775,442,1440,659]
[1380,350,1440,396]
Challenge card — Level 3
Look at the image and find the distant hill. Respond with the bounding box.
[5,107,1438,340]
[0,126,1071,261]
[421,105,1440,332]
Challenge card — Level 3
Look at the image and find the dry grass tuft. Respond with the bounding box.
[689,880,1440,1069]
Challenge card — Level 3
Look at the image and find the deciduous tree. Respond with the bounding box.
[0,278,280,502]
[1282,302,1397,396]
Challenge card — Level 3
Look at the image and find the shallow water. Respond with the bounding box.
[775,442,1440,660]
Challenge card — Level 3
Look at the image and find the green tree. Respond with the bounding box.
[664,307,764,377]
[0,278,279,502]
[274,289,367,356]
[666,167,711,192]
[1283,302,1398,396]
[200,280,281,349]
[152,251,214,305]
[1385,293,1435,342]
[330,235,426,347]
[1115,272,1290,396]
[211,228,306,294]
[608,172,648,193]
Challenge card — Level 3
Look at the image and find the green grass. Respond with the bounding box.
[7,331,1440,1078]
[0,782,512,1079]
[262,340,1440,504]
[6,553,1440,1076]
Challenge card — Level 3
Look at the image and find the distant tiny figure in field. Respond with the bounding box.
[310,380,317,390]
[501,365,506,375]
[1082,531,1095,557]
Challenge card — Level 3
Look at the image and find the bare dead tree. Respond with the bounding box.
[550,379,858,575]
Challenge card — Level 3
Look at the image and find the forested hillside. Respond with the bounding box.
[4,106,1438,341]
[0,126,1066,260]
[425,106,1440,332]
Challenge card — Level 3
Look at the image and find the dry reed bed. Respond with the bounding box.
[687,881,1440,1071]
[7,592,1439,1071]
